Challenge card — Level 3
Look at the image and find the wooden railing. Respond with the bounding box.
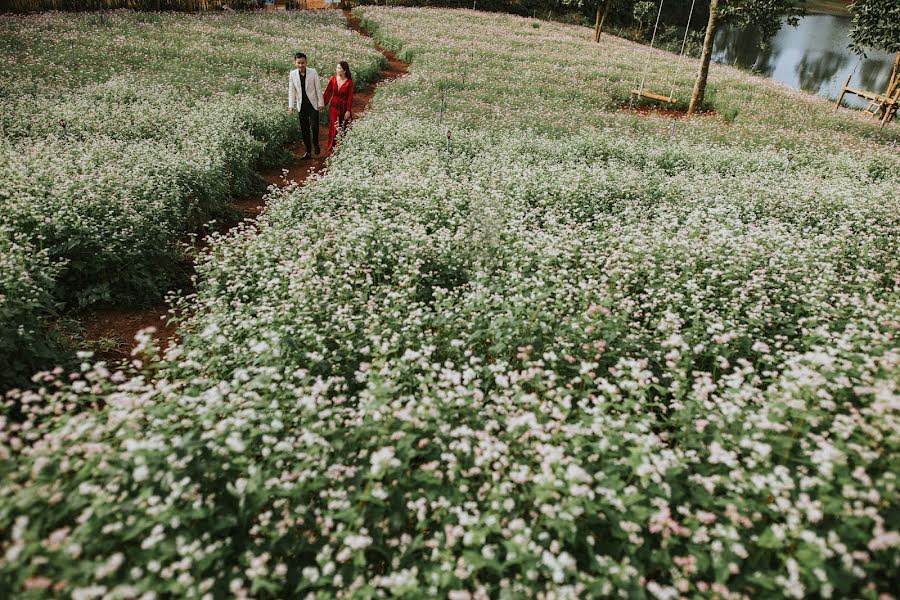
[835,52,899,128]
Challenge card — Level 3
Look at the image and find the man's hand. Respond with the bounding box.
[288,107,295,113]
[344,111,351,120]
[319,105,325,111]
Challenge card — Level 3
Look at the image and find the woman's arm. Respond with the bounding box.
[315,72,325,110]
[345,80,354,119]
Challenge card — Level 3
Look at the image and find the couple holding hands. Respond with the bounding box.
[288,52,355,158]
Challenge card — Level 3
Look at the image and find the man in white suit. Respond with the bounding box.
[288,52,325,159]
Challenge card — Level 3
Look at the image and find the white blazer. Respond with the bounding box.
[288,67,325,111]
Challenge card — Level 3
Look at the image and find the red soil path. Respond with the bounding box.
[78,11,408,363]
[617,104,718,119]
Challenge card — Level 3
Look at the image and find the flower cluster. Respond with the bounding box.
[0,9,384,384]
[0,225,61,389]
[2,6,898,599]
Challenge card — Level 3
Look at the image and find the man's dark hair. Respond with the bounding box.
[294,52,307,60]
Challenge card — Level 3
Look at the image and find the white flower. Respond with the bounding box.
[370,446,400,477]
[868,530,900,552]
[226,435,246,454]
[95,553,125,579]
[344,534,373,550]
[133,465,149,482]
[72,586,107,600]
[708,442,738,467]
[646,581,680,600]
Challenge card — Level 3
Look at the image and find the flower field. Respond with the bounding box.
[2,6,899,599]
[0,10,384,387]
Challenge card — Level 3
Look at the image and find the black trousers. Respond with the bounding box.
[298,105,319,152]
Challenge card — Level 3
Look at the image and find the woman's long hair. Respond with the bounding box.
[339,60,352,80]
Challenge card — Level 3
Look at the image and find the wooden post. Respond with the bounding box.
[594,0,612,43]
[882,55,900,128]
[687,0,719,116]
[834,71,852,110]
[887,52,900,99]
[880,103,895,129]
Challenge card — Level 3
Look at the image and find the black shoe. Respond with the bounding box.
[300,152,311,160]
[314,146,320,156]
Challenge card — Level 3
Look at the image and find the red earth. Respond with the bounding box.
[617,104,718,119]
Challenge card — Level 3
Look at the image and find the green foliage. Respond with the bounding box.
[0,10,384,388]
[848,0,900,55]
[720,105,739,122]
[653,24,705,57]
[719,0,807,44]
[0,227,63,390]
[632,0,656,30]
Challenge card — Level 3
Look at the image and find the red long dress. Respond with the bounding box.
[323,76,354,153]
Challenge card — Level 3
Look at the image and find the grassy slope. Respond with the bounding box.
[1,7,897,599]
[0,10,384,388]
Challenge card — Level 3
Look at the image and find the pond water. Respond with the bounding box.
[712,13,896,109]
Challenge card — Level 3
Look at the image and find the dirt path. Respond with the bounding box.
[617,105,718,119]
[77,11,408,363]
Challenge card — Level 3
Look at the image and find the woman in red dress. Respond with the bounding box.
[323,61,354,154]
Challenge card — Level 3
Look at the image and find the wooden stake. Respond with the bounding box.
[834,71,853,110]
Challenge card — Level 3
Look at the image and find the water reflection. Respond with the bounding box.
[712,13,895,109]
[796,50,847,96]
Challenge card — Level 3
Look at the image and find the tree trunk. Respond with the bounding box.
[594,0,612,43]
[688,0,720,115]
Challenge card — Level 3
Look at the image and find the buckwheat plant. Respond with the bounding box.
[0,10,384,382]
[1,6,898,599]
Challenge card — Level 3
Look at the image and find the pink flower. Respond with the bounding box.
[24,577,52,590]
[673,555,698,575]
[587,304,611,316]
[696,510,717,525]
[725,504,752,528]
[868,530,900,552]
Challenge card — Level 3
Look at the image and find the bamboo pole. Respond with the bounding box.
[887,52,900,99]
